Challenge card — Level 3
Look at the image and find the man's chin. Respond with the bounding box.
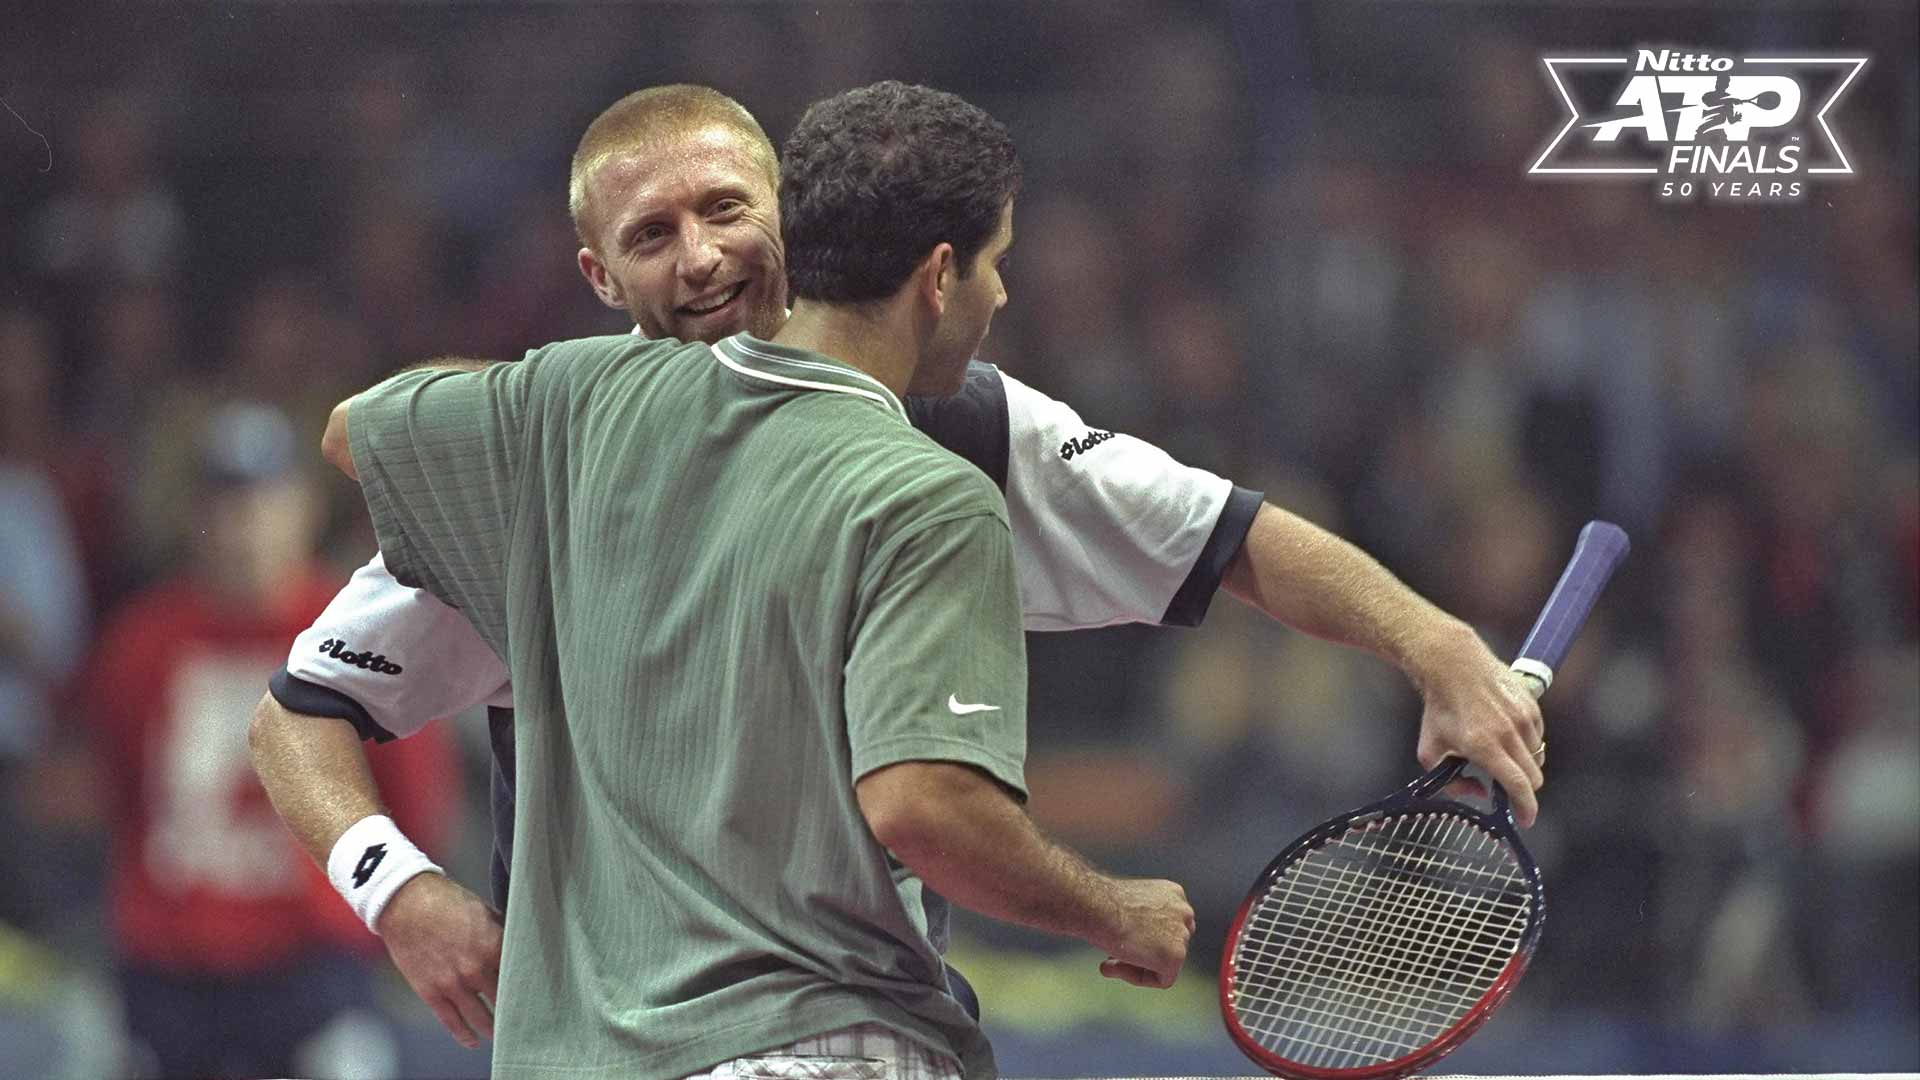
[905,363,969,399]
[743,300,787,341]
[666,308,750,345]
[668,287,783,345]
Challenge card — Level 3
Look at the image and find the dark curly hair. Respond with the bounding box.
[780,81,1021,303]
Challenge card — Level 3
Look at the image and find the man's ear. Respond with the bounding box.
[917,242,956,318]
[578,247,625,311]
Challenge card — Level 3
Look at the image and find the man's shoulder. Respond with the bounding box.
[527,332,703,376]
[526,334,713,419]
[903,361,1010,490]
[837,418,1007,523]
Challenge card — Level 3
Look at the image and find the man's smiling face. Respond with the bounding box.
[576,124,787,343]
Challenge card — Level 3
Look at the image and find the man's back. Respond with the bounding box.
[350,332,1026,1078]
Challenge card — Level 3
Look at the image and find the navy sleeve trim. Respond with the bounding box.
[1160,485,1265,627]
[268,667,399,744]
[905,361,1010,491]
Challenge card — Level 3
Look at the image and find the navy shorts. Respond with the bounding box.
[118,947,381,1078]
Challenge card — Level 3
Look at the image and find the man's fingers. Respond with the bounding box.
[1509,728,1545,792]
[426,994,480,1049]
[480,958,502,1002]
[1493,755,1539,828]
[1100,957,1175,988]
[449,982,496,1042]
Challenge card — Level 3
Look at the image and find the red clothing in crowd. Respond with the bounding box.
[83,566,460,974]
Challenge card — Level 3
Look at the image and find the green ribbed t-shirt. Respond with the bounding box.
[348,332,1027,1079]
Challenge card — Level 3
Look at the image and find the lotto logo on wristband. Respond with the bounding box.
[329,815,442,933]
[319,638,405,675]
[353,843,388,888]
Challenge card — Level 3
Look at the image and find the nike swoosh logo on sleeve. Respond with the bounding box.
[947,695,1001,715]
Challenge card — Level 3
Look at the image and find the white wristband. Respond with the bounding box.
[327,814,443,934]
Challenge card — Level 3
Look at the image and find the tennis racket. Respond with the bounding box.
[1219,519,1629,1080]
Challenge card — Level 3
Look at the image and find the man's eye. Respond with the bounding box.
[712,199,744,216]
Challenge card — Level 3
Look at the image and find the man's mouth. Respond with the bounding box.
[679,281,749,317]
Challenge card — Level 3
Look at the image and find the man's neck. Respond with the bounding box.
[770,300,920,399]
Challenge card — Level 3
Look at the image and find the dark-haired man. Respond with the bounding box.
[252,82,1544,1056]
[311,82,1195,1080]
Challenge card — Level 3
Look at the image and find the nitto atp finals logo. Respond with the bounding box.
[1530,49,1867,202]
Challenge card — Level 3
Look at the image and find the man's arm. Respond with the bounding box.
[248,694,382,857]
[988,370,1262,632]
[249,695,503,1049]
[845,476,1195,986]
[255,552,513,1046]
[342,357,536,646]
[1222,502,1546,824]
[322,358,499,482]
[857,760,1192,988]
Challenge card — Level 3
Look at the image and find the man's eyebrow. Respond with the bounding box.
[614,206,664,238]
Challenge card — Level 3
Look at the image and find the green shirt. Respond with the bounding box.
[349,333,1027,1079]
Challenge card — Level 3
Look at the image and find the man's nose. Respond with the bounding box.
[678,226,723,281]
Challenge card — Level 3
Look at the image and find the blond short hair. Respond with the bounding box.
[568,85,779,248]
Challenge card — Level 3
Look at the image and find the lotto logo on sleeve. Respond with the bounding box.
[1529,49,1867,202]
[1059,429,1116,461]
[318,638,405,675]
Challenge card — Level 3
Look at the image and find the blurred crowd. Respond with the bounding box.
[2,1,1915,1075]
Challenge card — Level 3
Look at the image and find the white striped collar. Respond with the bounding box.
[709,335,908,422]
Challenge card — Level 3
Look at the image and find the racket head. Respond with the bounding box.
[1218,759,1546,1080]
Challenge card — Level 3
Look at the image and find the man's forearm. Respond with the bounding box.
[248,692,387,866]
[1222,502,1475,686]
[858,762,1124,950]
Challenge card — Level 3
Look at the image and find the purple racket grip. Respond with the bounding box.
[1513,521,1629,688]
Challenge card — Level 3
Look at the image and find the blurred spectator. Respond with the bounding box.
[0,307,91,934]
[78,403,460,1078]
[64,283,186,609]
[1653,484,1814,1033]
[991,191,1151,431]
[336,197,462,370]
[114,274,370,588]
[25,93,184,285]
[1804,643,1920,1011]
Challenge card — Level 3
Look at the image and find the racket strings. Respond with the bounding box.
[1236,818,1505,1058]
[1237,816,1521,1059]
[1234,815,1525,1065]
[1228,810,1533,1071]
[1236,829,1515,1066]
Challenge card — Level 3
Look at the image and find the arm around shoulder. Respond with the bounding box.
[321,358,503,481]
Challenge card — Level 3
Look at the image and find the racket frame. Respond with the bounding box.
[1218,757,1547,1080]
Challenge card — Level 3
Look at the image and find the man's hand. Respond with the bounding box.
[1095,878,1195,989]
[1411,622,1546,827]
[376,873,504,1049]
